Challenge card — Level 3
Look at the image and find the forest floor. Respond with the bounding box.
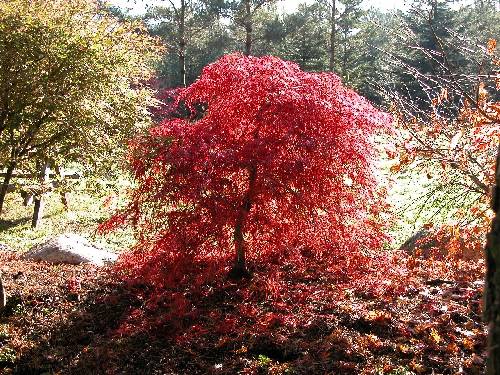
[0,249,487,375]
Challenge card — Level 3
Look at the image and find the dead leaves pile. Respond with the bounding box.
[0,250,488,374]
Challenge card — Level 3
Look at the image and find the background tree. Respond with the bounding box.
[318,0,363,74]
[100,0,498,110]
[351,9,392,104]
[146,0,227,87]
[319,0,338,72]
[385,7,499,257]
[248,7,287,56]
[230,0,277,55]
[461,0,500,43]
[0,0,162,215]
[336,0,363,82]
[279,3,329,71]
[383,0,469,111]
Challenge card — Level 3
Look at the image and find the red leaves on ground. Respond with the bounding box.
[0,250,487,374]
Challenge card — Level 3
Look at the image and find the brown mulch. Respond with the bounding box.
[0,251,488,375]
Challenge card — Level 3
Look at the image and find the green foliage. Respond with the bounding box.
[0,325,10,342]
[335,0,364,80]
[146,0,228,87]
[0,347,16,365]
[0,187,134,252]
[378,0,499,106]
[229,1,279,55]
[279,3,329,70]
[1,294,25,317]
[460,0,500,41]
[0,0,162,173]
[257,354,271,367]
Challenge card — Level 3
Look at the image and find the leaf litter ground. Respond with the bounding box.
[0,250,487,374]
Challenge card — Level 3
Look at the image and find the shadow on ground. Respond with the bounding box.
[0,217,31,231]
[2,261,487,375]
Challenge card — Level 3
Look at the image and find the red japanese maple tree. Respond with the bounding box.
[107,54,392,285]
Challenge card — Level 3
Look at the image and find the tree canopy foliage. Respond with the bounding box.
[104,54,392,284]
[0,0,162,213]
[143,0,498,103]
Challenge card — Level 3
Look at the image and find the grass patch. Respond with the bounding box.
[0,189,134,253]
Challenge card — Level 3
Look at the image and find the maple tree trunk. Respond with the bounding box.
[244,0,252,56]
[0,162,15,217]
[229,165,257,279]
[329,0,336,72]
[233,220,246,273]
[485,143,500,374]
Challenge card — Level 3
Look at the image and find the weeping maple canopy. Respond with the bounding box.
[108,54,392,283]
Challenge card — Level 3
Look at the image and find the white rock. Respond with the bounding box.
[23,234,117,266]
[0,243,13,252]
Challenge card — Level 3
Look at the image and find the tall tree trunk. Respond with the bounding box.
[329,0,336,72]
[485,143,500,374]
[244,0,252,56]
[229,165,257,278]
[179,0,187,87]
[342,30,348,81]
[0,162,15,216]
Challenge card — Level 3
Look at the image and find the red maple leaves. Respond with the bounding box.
[104,53,392,289]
